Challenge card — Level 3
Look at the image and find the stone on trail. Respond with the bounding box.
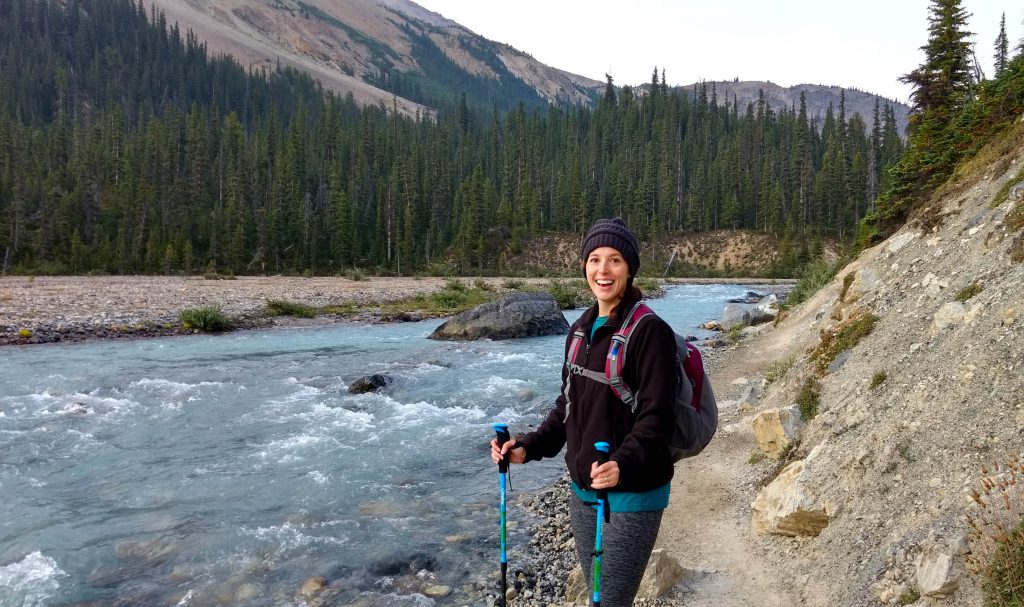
[752,405,804,459]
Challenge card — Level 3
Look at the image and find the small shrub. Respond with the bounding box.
[725,324,743,344]
[748,452,766,465]
[473,278,493,291]
[870,371,888,390]
[837,271,857,303]
[1007,201,1024,232]
[991,165,1024,210]
[765,357,795,384]
[265,299,318,318]
[796,377,821,421]
[955,282,984,302]
[810,312,879,376]
[502,278,526,290]
[633,277,665,298]
[18,328,32,339]
[202,272,236,280]
[966,459,1024,606]
[445,278,468,292]
[787,259,841,307]
[347,268,366,281]
[179,306,233,332]
[547,279,587,310]
[898,588,921,605]
[1010,233,1024,264]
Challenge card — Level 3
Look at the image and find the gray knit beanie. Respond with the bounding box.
[580,218,640,279]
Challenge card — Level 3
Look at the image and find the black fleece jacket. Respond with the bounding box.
[517,288,678,493]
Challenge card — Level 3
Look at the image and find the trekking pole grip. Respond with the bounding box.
[493,423,511,473]
[594,441,610,522]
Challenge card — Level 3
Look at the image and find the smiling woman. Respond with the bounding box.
[491,216,681,606]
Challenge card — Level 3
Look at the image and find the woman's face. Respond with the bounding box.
[584,246,630,316]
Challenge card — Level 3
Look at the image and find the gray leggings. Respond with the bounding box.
[569,492,663,607]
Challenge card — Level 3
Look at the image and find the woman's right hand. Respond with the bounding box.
[491,438,526,465]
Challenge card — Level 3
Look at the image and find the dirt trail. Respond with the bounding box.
[656,312,817,605]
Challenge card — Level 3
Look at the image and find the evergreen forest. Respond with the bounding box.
[0,0,910,277]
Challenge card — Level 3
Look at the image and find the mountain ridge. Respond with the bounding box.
[144,0,910,128]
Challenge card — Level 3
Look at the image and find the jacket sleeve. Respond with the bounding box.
[516,328,573,461]
[610,316,677,484]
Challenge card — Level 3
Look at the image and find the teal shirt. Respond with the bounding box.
[577,313,669,512]
[570,480,670,512]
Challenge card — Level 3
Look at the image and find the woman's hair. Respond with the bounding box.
[607,286,643,320]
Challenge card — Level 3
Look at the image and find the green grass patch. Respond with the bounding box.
[502,278,526,290]
[380,283,494,317]
[748,452,766,465]
[179,306,233,332]
[810,312,879,376]
[898,588,921,605]
[870,371,888,390]
[796,377,821,421]
[955,282,984,302]
[765,357,795,384]
[265,299,318,318]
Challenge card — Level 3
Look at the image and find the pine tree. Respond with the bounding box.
[994,13,1009,77]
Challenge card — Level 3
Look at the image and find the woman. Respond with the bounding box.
[491,217,678,606]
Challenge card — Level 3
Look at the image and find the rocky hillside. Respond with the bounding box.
[144,0,602,114]
[738,115,1024,604]
[504,230,788,277]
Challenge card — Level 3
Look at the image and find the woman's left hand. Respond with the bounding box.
[590,460,620,489]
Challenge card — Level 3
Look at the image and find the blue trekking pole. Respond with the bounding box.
[592,441,611,607]
[493,423,511,606]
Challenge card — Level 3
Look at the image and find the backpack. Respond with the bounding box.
[564,300,718,461]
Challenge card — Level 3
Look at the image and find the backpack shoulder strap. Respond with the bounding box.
[606,301,655,413]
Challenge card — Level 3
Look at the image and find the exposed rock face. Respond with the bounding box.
[752,405,803,458]
[751,444,835,537]
[428,292,569,341]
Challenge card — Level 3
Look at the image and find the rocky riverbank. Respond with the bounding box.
[0,275,793,346]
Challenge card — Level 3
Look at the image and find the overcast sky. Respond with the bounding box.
[413,0,1017,104]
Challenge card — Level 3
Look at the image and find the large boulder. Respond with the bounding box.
[428,292,569,341]
[721,304,751,330]
[751,443,836,537]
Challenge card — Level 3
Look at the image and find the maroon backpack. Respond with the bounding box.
[564,301,718,461]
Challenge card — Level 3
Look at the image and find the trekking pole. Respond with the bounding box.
[592,441,611,607]
[493,423,511,606]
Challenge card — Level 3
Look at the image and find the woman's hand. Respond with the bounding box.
[491,438,526,465]
[590,460,620,489]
